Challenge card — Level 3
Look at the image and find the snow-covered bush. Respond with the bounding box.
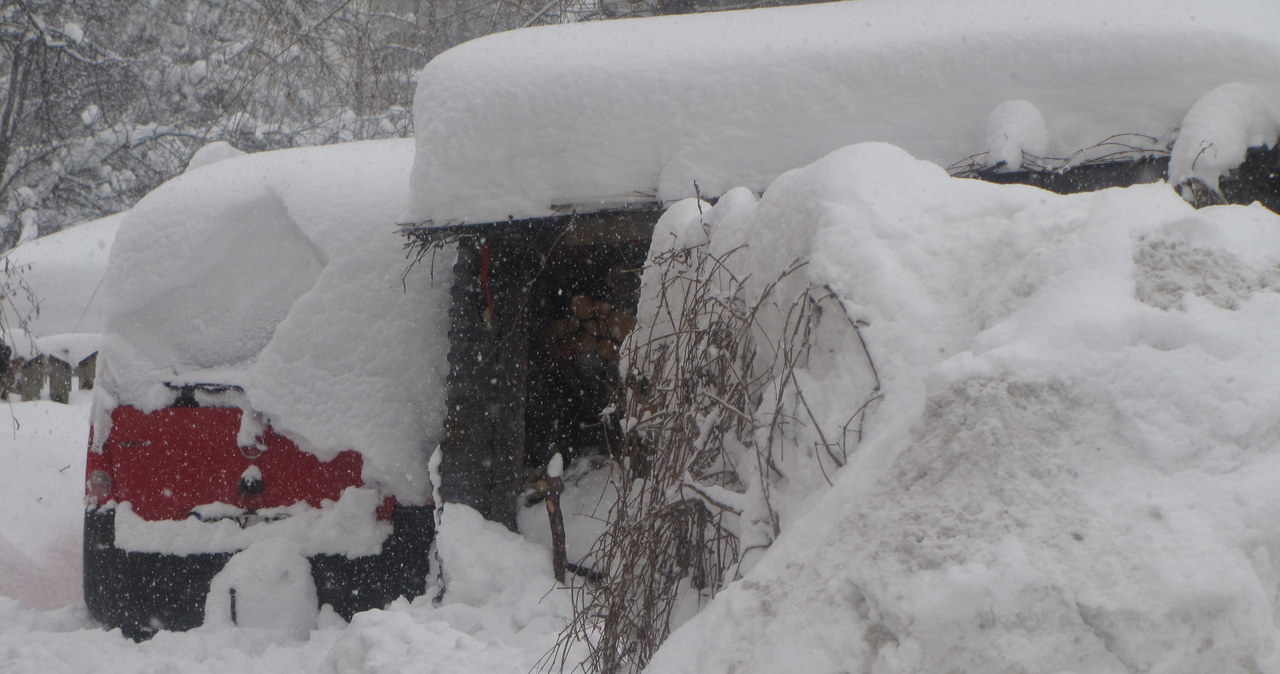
[555,192,881,671]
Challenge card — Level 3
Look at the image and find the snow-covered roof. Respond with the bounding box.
[406,0,1280,227]
[99,139,452,503]
[1,212,121,358]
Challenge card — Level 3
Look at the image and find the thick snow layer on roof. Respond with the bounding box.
[99,140,452,503]
[408,0,1280,225]
[1,212,120,356]
[646,143,1280,672]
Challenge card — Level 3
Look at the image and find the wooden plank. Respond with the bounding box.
[77,352,97,390]
[18,357,44,401]
[48,357,72,404]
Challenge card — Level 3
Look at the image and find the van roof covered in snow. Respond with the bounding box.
[405,0,1280,227]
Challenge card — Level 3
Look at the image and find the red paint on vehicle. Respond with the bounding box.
[94,405,376,521]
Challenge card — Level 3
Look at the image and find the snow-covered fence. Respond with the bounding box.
[5,352,97,403]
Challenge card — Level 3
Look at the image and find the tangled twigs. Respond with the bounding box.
[946,132,1170,178]
[545,240,879,673]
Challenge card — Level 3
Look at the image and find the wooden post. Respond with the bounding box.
[77,352,97,390]
[48,356,72,404]
[0,358,12,400]
[543,453,567,583]
[18,356,44,401]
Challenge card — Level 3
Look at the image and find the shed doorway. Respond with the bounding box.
[433,210,656,529]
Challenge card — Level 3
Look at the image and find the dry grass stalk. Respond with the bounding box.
[544,235,880,673]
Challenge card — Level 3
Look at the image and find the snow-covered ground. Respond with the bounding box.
[0,389,593,674]
[3,0,1280,671]
[6,141,1280,672]
[646,143,1280,672]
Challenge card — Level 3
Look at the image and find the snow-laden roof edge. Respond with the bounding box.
[406,0,1280,226]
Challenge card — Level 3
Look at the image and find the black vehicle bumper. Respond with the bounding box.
[83,505,434,640]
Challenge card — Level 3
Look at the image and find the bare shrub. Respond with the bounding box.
[544,233,880,673]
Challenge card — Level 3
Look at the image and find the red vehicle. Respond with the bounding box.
[84,383,432,639]
[81,139,436,639]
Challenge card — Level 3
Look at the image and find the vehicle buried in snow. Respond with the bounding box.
[85,0,1280,640]
[83,139,446,638]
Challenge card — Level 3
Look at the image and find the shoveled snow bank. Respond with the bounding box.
[407,0,1280,225]
[0,394,94,611]
[646,143,1280,672]
[98,140,452,503]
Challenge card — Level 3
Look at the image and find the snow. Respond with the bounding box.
[0,396,581,673]
[62,22,84,44]
[113,487,391,557]
[982,100,1049,172]
[80,104,100,127]
[645,142,1280,672]
[12,138,1280,671]
[185,141,247,172]
[0,394,94,611]
[204,537,320,637]
[4,1,1280,670]
[407,0,1280,226]
[1168,82,1280,192]
[98,139,453,504]
[2,213,120,357]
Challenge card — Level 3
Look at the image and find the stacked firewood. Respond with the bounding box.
[546,294,637,364]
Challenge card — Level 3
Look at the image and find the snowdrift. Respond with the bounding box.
[645,143,1280,671]
[0,213,120,358]
[97,139,452,502]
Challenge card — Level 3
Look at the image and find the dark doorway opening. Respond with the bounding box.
[432,210,657,529]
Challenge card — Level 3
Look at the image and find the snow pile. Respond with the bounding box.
[204,538,319,637]
[0,459,574,672]
[1168,82,1280,192]
[1,213,121,357]
[982,100,1049,172]
[645,143,1280,671]
[407,0,1280,225]
[0,395,94,611]
[0,386,581,672]
[185,141,247,173]
[98,139,453,503]
[113,487,391,557]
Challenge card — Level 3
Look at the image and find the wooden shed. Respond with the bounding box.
[399,0,1280,530]
[404,208,659,528]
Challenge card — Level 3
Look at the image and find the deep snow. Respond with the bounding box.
[407,0,1280,225]
[97,139,452,505]
[645,143,1280,673]
[0,213,120,358]
[6,140,1280,672]
[3,0,1280,670]
[0,392,590,674]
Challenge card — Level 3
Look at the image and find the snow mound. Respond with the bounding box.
[185,141,247,173]
[1169,83,1280,192]
[98,140,453,502]
[1,212,121,357]
[646,143,1280,672]
[204,538,319,637]
[0,397,94,611]
[407,0,1280,225]
[983,100,1049,172]
[321,504,572,673]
